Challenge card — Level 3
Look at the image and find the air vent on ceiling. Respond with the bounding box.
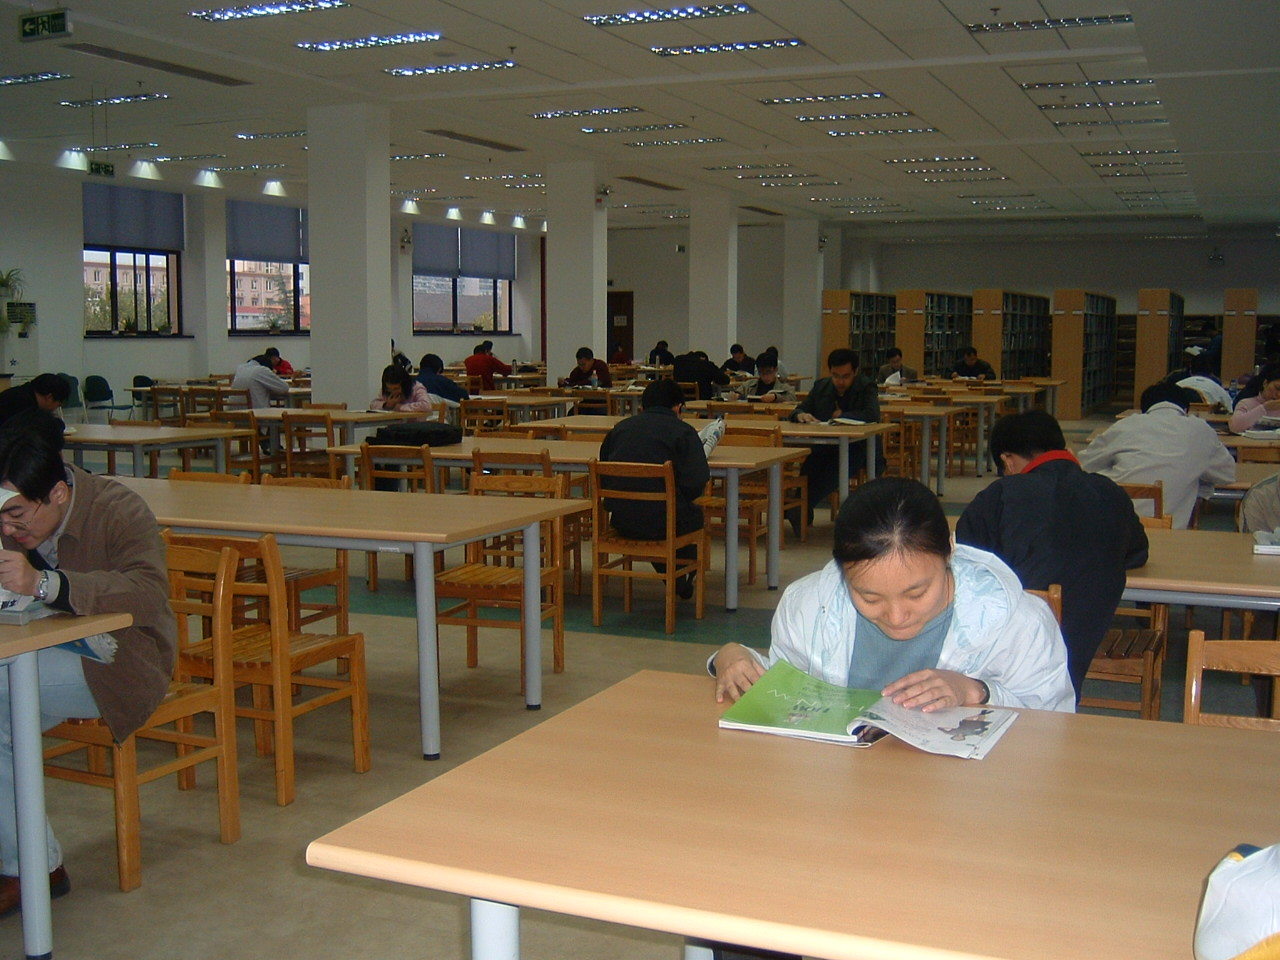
[422,129,524,152]
[740,205,783,216]
[617,175,683,191]
[62,42,249,86]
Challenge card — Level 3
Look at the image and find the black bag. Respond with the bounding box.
[372,421,463,446]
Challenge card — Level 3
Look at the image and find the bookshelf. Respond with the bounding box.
[895,290,973,377]
[1051,289,1117,419]
[1113,314,1136,401]
[971,290,1051,380]
[820,290,896,372]
[1222,288,1259,384]
[1133,289,1185,403]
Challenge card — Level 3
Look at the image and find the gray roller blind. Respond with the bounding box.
[226,200,307,262]
[412,222,459,277]
[459,228,516,280]
[82,182,185,251]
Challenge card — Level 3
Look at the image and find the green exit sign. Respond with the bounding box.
[89,161,115,178]
[20,8,71,41]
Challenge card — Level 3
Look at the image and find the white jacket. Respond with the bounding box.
[231,359,290,409]
[1078,402,1236,528]
[755,546,1075,711]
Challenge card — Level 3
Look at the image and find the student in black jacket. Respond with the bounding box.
[672,350,729,401]
[956,410,1149,697]
[0,374,69,429]
[599,379,709,599]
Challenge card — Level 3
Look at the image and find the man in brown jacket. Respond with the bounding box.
[0,412,174,915]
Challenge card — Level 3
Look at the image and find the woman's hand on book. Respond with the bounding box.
[881,669,985,713]
[712,644,765,703]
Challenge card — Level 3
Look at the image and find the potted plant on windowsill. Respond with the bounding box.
[0,268,26,337]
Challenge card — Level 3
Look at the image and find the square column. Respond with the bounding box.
[307,103,392,408]
[688,189,737,354]
[545,162,607,380]
[782,218,822,378]
[184,192,233,378]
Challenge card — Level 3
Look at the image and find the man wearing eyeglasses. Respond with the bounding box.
[0,412,173,917]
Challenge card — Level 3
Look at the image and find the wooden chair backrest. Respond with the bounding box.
[1139,514,1174,529]
[568,430,609,443]
[167,469,251,484]
[151,385,186,425]
[1184,629,1280,732]
[1238,445,1280,463]
[1119,480,1164,518]
[358,443,435,492]
[483,428,536,440]
[460,397,510,434]
[185,385,222,416]
[707,401,755,416]
[677,381,700,402]
[589,458,676,542]
[163,530,288,638]
[1025,584,1063,625]
[471,447,553,478]
[166,542,238,682]
[219,387,252,411]
[722,424,782,446]
[281,410,335,475]
[302,401,348,411]
[261,473,352,490]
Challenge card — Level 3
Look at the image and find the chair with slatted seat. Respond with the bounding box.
[435,472,568,693]
[460,397,510,435]
[359,442,435,591]
[260,473,352,635]
[219,387,252,411]
[280,410,336,479]
[590,458,707,635]
[150,386,186,427]
[184,385,222,424]
[699,426,778,582]
[43,542,241,891]
[211,409,277,482]
[1079,514,1172,720]
[1118,481,1164,519]
[1184,628,1280,731]
[162,530,370,806]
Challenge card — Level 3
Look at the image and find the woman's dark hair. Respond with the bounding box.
[380,364,414,395]
[1235,362,1280,406]
[1140,381,1194,412]
[988,410,1066,461]
[833,477,951,566]
[0,411,67,502]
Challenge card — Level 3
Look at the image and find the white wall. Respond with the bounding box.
[608,226,692,356]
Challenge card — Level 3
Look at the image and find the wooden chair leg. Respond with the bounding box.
[252,685,274,757]
[111,738,142,892]
[213,702,242,844]
[175,715,196,790]
[592,560,604,627]
[347,648,371,774]
[366,551,379,591]
[271,682,295,806]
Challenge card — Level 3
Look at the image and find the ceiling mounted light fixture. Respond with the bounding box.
[1053,118,1167,126]
[581,122,685,135]
[236,129,306,140]
[463,172,543,181]
[144,153,226,162]
[585,4,753,27]
[625,137,724,147]
[796,111,910,122]
[72,141,160,152]
[190,0,346,21]
[827,127,937,137]
[60,91,169,107]
[530,106,640,119]
[759,92,882,105]
[1020,78,1153,90]
[0,71,71,86]
[297,31,440,52]
[390,152,445,161]
[884,155,977,164]
[967,14,1132,33]
[1039,99,1161,110]
[388,59,516,76]
[652,38,803,56]
[206,161,285,171]
[1079,147,1178,157]
[704,162,792,171]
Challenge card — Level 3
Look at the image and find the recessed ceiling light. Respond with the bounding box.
[1039,99,1161,110]
[581,123,685,135]
[0,71,71,86]
[206,162,286,171]
[884,155,977,164]
[1053,118,1167,126]
[808,196,881,203]
[585,4,753,26]
[463,173,543,181]
[236,129,306,140]
[652,38,803,56]
[503,182,545,189]
[144,153,227,162]
[625,137,724,147]
[1079,147,1179,157]
[795,111,910,123]
[704,162,793,171]
[920,175,1008,183]
[759,180,839,187]
[735,172,816,180]
[1020,78,1153,90]
[190,0,346,21]
[390,152,446,161]
[759,92,882,105]
[72,141,160,152]
[967,14,1132,33]
[297,31,440,52]
[904,165,994,174]
[387,60,516,76]
[262,179,287,196]
[827,127,937,137]
[530,106,640,119]
[60,92,169,107]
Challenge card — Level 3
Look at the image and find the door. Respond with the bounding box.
[607,291,634,362]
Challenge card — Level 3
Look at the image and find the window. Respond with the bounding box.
[226,200,309,333]
[411,224,515,333]
[82,183,184,336]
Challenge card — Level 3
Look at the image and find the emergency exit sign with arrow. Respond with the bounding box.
[20,9,71,41]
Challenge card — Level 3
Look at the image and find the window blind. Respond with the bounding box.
[459,228,516,280]
[82,182,185,252]
[412,222,460,277]
[226,200,308,263]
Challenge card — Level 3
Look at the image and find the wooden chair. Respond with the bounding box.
[219,387,252,411]
[460,397,510,435]
[281,410,336,478]
[1184,628,1280,731]
[1237,445,1280,464]
[213,408,280,481]
[43,543,241,891]
[435,472,568,694]
[590,459,707,635]
[359,443,435,591]
[105,419,165,477]
[167,468,251,484]
[677,381,700,402]
[150,385,185,426]
[1118,481,1164,518]
[1025,584,1063,623]
[162,531,370,806]
[184,385,222,423]
[302,401,348,411]
[699,426,776,583]
[260,473,352,635]
[1080,514,1172,720]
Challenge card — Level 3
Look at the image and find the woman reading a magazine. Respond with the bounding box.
[712,477,1074,713]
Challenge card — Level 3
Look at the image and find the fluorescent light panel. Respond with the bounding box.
[464,173,543,181]
[236,129,306,140]
[967,14,1132,33]
[827,127,937,137]
[297,31,439,52]
[206,162,285,171]
[503,182,545,189]
[1020,78,1152,90]
[759,92,882,104]
[652,38,803,56]
[795,111,910,122]
[759,180,838,187]
[586,4,752,26]
[581,123,685,134]
[736,172,816,180]
[921,175,1008,183]
[1039,99,1161,110]
[625,137,724,147]
[885,155,977,164]
[388,60,515,76]
[390,152,445,161]
[72,141,159,152]
[0,71,71,86]
[809,196,881,202]
[1054,118,1167,126]
[1079,147,1178,156]
[60,92,169,107]
[190,0,346,21]
[145,153,226,162]
[530,106,639,119]
[904,165,993,174]
[704,162,792,171]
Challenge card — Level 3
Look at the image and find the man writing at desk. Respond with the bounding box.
[0,412,174,916]
[730,353,795,404]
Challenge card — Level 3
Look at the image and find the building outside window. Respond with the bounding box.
[226,200,309,334]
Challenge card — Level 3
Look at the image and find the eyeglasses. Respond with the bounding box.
[0,500,42,533]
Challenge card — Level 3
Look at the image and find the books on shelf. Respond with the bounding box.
[718,661,1016,759]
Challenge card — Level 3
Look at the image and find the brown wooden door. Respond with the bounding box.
[607,291,634,362]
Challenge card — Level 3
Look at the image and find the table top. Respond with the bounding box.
[246,407,427,425]
[1129,527,1280,600]
[1222,433,1280,449]
[474,395,577,409]
[534,414,897,440]
[115,476,587,545]
[61,423,253,445]
[1218,462,1277,491]
[308,670,1280,960]
[0,612,133,659]
[879,402,967,417]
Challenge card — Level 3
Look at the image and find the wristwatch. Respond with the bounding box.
[33,571,49,602]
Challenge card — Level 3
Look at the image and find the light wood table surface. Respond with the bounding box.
[309,669,1280,960]
[330,437,807,609]
[1,612,131,959]
[114,477,586,759]
[1126,527,1280,611]
[474,394,578,420]
[62,423,252,476]
[877,403,967,495]
[1212,461,1276,498]
[248,406,429,445]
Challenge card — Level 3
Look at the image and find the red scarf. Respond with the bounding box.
[1021,449,1079,473]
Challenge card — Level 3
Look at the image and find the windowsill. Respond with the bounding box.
[229,330,311,337]
[84,332,194,340]
[412,330,518,336]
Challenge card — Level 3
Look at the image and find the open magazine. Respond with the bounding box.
[826,417,866,426]
[697,417,725,457]
[718,660,1016,760]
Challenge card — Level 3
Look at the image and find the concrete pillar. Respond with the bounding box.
[782,218,823,378]
[307,103,392,408]
[184,192,231,378]
[545,162,606,381]
[688,189,737,355]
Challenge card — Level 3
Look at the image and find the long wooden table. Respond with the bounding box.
[1125,527,1280,612]
[248,407,428,445]
[1,612,131,960]
[878,402,966,494]
[330,437,807,609]
[62,423,252,476]
[308,669,1280,960]
[114,477,587,759]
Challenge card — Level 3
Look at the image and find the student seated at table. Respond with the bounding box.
[1229,362,1280,434]
[463,342,512,392]
[416,353,469,406]
[232,352,290,408]
[721,343,755,376]
[951,346,996,381]
[262,346,294,377]
[646,340,675,367]
[730,353,796,403]
[0,411,174,915]
[0,374,69,429]
[368,364,433,413]
[673,350,729,401]
[711,477,1075,711]
[876,347,918,385]
[558,347,612,388]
